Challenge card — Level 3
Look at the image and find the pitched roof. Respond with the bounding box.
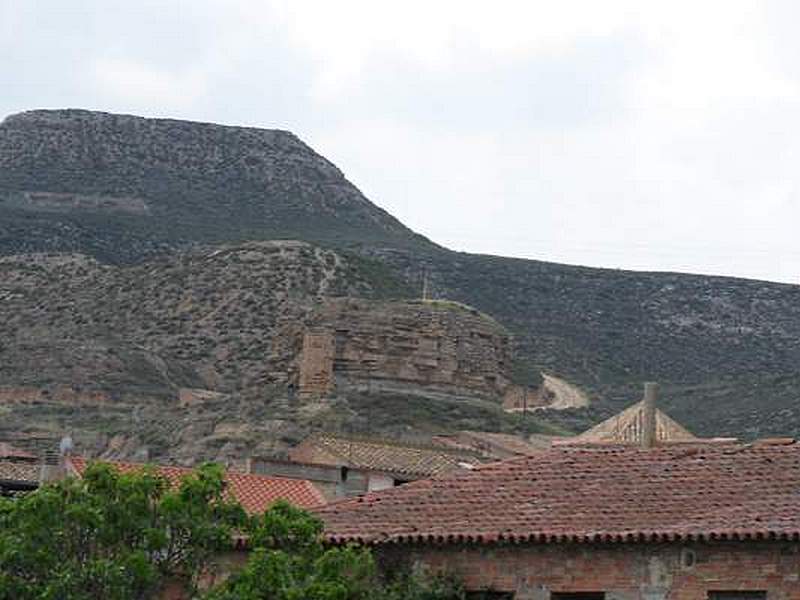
[433,431,554,459]
[292,433,477,477]
[318,440,800,545]
[67,457,326,513]
[0,460,40,486]
[567,400,700,445]
[0,443,41,490]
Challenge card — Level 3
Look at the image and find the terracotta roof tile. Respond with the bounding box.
[294,433,477,477]
[68,457,326,514]
[0,460,40,485]
[318,442,800,545]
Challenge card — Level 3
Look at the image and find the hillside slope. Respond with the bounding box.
[1,109,799,445]
[0,109,433,261]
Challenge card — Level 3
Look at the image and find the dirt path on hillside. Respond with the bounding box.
[541,373,589,409]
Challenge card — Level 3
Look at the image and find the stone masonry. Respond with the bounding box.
[297,330,336,397]
[296,298,519,401]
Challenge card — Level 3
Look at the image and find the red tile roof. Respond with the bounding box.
[68,457,326,514]
[318,441,800,545]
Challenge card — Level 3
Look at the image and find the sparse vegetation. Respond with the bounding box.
[2,108,800,454]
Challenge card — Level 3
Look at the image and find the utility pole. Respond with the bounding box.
[422,267,429,301]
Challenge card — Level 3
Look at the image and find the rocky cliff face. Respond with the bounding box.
[296,298,520,401]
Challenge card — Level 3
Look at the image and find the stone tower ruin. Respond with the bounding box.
[295,298,524,402]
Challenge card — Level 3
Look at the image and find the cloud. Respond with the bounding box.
[90,58,207,111]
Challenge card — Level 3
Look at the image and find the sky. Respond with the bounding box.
[2,1,800,283]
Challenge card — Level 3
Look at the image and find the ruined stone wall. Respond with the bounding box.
[297,299,515,401]
[378,541,800,599]
[297,331,335,398]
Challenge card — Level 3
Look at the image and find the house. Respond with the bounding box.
[286,432,479,493]
[318,438,800,599]
[66,457,325,513]
[249,430,546,501]
[245,456,393,502]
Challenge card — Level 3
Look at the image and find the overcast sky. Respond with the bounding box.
[2,1,799,283]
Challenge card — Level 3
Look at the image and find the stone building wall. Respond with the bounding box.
[297,331,335,398]
[296,299,518,401]
[378,541,800,599]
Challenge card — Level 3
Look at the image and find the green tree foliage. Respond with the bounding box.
[0,462,246,600]
[0,465,463,600]
[206,501,464,600]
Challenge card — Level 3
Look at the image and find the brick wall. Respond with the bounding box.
[376,541,800,600]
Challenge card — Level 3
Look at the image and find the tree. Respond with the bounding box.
[206,501,464,600]
[0,464,463,600]
[0,462,246,600]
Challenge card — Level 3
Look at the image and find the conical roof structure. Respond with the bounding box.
[567,400,699,445]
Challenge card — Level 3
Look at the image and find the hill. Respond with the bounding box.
[1,108,800,458]
[0,109,433,261]
[0,244,558,462]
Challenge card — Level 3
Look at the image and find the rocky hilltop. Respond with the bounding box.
[1,109,800,457]
[0,109,431,261]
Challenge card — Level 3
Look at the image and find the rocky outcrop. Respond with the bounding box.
[296,298,521,402]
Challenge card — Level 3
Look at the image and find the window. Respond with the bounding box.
[708,593,766,600]
[551,594,605,600]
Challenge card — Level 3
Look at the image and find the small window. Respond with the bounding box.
[552,594,605,600]
[708,593,766,600]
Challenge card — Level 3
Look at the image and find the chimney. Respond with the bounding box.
[641,382,659,449]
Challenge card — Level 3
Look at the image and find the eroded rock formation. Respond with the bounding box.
[296,298,521,402]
